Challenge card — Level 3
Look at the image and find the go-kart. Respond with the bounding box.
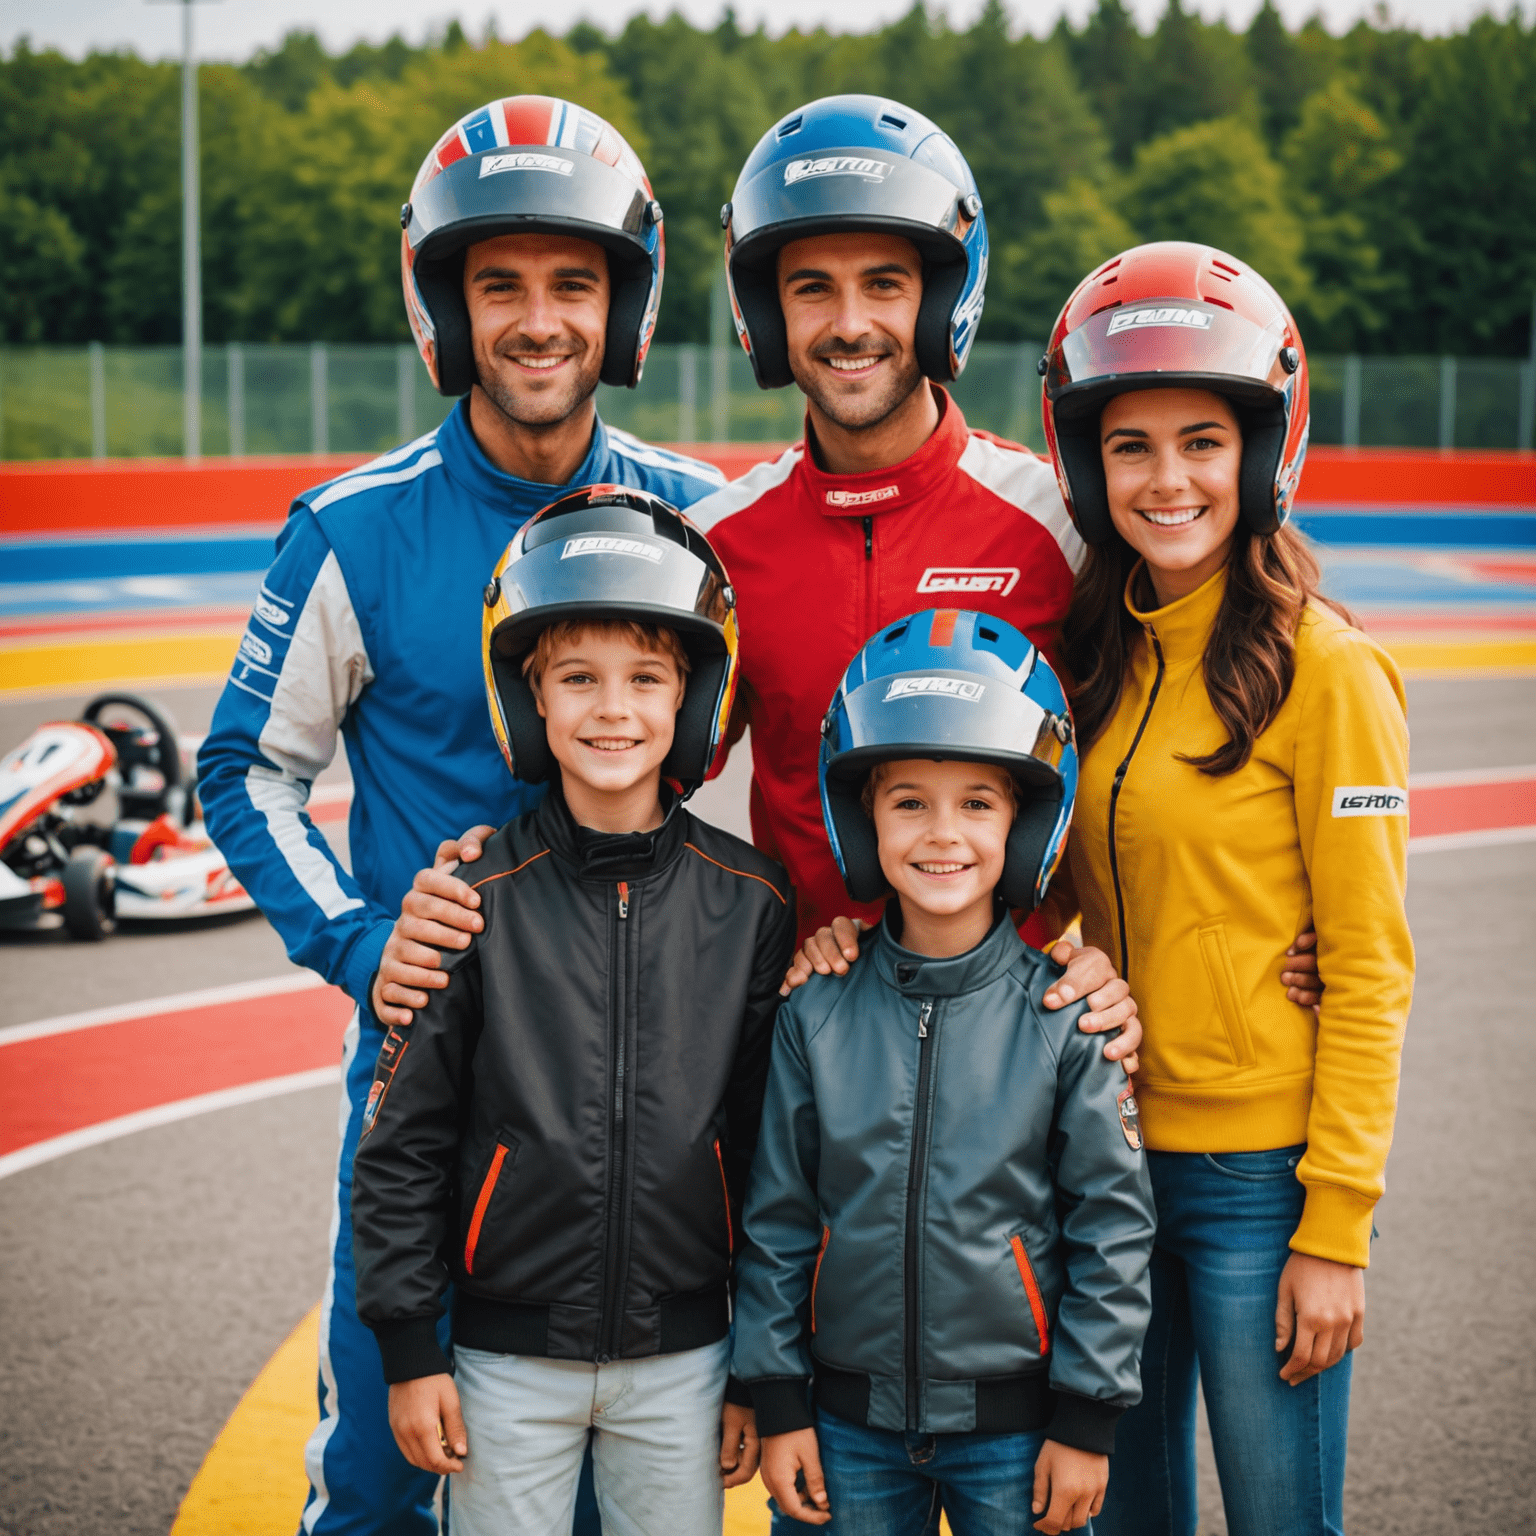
[0,693,252,940]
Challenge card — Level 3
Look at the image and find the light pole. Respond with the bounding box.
[152,0,215,461]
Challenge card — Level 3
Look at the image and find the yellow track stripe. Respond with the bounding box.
[170,1304,318,1535]
[165,1299,780,1533]
[1381,637,1536,676]
[0,631,241,694]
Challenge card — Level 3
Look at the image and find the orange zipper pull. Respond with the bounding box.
[617,881,629,919]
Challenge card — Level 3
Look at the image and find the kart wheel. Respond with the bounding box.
[62,847,117,941]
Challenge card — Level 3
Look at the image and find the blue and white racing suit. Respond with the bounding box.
[199,396,725,1535]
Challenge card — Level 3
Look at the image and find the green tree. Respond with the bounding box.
[1062,0,1148,165]
[1282,77,1402,348]
[1120,116,1309,307]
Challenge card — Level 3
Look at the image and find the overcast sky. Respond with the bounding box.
[1,0,1521,63]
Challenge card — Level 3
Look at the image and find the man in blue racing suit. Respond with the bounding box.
[198,96,722,1535]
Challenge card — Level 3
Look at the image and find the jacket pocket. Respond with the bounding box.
[1009,1234,1051,1357]
[811,1225,830,1334]
[713,1138,733,1255]
[1197,922,1258,1069]
[464,1138,516,1277]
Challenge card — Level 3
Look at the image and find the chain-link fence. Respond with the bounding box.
[2,342,1532,461]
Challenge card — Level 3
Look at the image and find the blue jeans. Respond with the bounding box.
[775,1408,1053,1536]
[1096,1146,1352,1536]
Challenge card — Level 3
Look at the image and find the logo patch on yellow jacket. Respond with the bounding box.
[1331,786,1407,817]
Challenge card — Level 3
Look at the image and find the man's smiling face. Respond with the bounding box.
[463,232,610,429]
[776,231,926,433]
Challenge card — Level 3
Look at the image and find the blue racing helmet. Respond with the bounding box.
[819,609,1076,912]
[723,95,988,390]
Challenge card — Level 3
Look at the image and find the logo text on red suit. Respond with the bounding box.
[916,567,1021,597]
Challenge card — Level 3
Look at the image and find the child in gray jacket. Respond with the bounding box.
[733,609,1155,1536]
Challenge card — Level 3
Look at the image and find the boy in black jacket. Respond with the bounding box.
[351,488,796,1536]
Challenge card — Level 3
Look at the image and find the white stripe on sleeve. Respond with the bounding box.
[245,768,364,920]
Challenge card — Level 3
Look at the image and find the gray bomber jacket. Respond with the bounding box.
[733,910,1155,1455]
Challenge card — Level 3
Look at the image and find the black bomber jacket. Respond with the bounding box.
[351,785,796,1383]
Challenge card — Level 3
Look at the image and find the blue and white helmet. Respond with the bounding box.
[819,609,1076,912]
[723,95,988,390]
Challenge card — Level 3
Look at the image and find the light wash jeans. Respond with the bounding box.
[1096,1145,1353,1536]
[451,1337,730,1536]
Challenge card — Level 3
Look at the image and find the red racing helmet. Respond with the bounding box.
[401,96,664,396]
[1040,241,1309,544]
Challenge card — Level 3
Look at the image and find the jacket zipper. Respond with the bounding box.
[463,1142,509,1276]
[904,998,936,1429]
[598,881,632,1360]
[1009,1234,1052,1356]
[1106,633,1165,983]
[811,1224,830,1333]
[862,514,873,560]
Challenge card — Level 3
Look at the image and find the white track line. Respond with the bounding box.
[1408,825,1536,855]
[0,1067,342,1181]
[1408,764,1536,789]
[1,971,329,1047]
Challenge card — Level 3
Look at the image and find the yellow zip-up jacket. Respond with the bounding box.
[1061,566,1413,1268]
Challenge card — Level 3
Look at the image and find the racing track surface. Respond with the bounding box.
[3,676,1535,1534]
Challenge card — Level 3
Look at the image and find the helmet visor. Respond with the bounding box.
[828,669,1071,790]
[1046,299,1286,416]
[408,151,651,264]
[730,149,965,268]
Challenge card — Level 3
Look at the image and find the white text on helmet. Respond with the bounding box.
[1331,786,1407,817]
[826,485,899,507]
[560,536,665,563]
[479,152,575,179]
[1106,307,1213,336]
[916,567,1020,597]
[883,676,986,703]
[784,157,891,185]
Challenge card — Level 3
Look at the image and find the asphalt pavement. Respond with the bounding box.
[0,674,1532,1533]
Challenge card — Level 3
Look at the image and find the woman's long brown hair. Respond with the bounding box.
[1063,520,1352,776]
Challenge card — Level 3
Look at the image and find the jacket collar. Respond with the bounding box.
[871,903,1025,998]
[798,386,968,519]
[535,777,688,882]
[1124,562,1227,668]
[435,394,615,515]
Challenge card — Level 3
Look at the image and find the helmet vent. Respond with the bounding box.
[776,115,804,138]
[879,112,908,131]
[1202,295,1235,310]
[978,625,999,642]
[883,623,911,643]
[1212,259,1241,276]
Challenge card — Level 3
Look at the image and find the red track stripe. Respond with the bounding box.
[0,989,351,1157]
[1410,777,1536,840]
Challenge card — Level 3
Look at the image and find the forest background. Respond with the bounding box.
[2,0,1533,359]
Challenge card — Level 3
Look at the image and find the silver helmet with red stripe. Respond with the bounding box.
[401,95,664,396]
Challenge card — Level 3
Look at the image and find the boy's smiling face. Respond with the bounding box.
[870,758,1014,957]
[532,626,686,832]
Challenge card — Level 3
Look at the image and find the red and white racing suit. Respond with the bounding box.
[689,387,1086,942]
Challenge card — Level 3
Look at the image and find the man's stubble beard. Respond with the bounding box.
[476,340,603,432]
[790,347,926,435]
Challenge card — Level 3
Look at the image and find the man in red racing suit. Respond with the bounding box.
[690,389,1081,942]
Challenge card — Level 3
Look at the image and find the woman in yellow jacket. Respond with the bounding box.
[1039,242,1413,1535]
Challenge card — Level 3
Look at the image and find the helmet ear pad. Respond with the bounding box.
[914,254,966,383]
[665,648,731,786]
[826,763,1064,915]
[1053,388,1289,545]
[1000,781,1064,912]
[412,241,652,397]
[415,249,475,397]
[490,648,556,785]
[490,636,730,791]
[731,250,794,390]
